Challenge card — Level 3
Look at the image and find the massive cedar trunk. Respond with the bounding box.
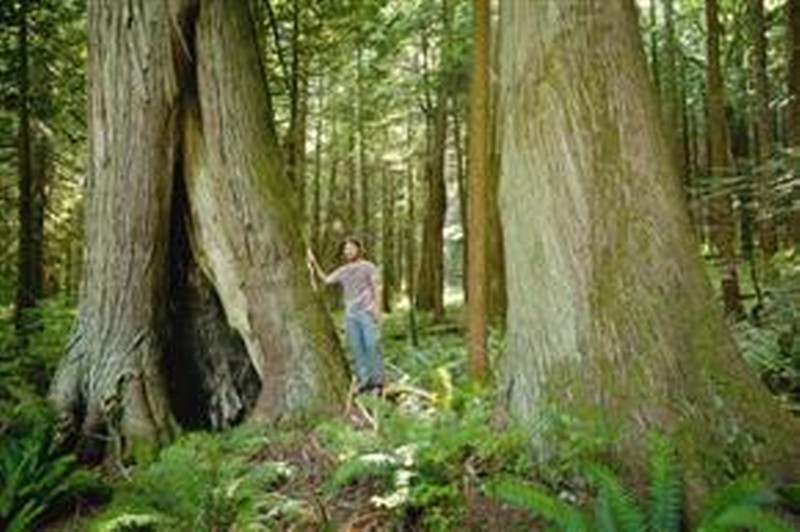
[498,0,799,503]
[706,0,743,317]
[50,0,348,458]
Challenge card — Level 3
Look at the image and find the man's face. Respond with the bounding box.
[343,242,360,261]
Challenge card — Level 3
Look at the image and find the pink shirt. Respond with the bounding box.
[328,260,379,316]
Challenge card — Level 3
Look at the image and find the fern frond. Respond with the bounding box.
[699,505,795,532]
[699,475,774,527]
[584,463,646,532]
[485,475,588,532]
[646,434,682,532]
[326,453,397,493]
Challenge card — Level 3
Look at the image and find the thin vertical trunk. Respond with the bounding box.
[357,44,370,244]
[285,0,307,213]
[467,0,489,382]
[452,99,468,302]
[416,1,450,321]
[406,117,419,347]
[486,1,507,328]
[312,76,323,252]
[706,0,743,317]
[787,0,800,245]
[347,126,357,232]
[649,0,660,93]
[662,0,685,176]
[15,0,42,334]
[381,164,395,313]
[499,0,800,511]
[751,0,776,254]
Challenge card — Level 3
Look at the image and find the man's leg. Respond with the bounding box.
[345,316,369,390]
[361,313,384,389]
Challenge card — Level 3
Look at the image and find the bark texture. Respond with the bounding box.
[50,0,348,459]
[498,0,799,499]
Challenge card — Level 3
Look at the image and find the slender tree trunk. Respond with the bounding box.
[406,118,419,347]
[467,0,489,382]
[498,0,799,511]
[787,0,800,246]
[50,0,348,460]
[662,0,685,176]
[285,0,307,214]
[381,165,395,313]
[452,100,468,302]
[312,76,323,252]
[706,0,743,317]
[356,44,370,245]
[486,3,507,328]
[15,0,43,334]
[416,2,450,321]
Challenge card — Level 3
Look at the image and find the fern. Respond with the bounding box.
[326,452,399,493]
[485,475,588,532]
[699,505,795,532]
[0,415,103,531]
[584,464,647,532]
[698,476,794,532]
[698,475,774,526]
[646,434,682,532]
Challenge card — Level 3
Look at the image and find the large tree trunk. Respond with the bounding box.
[706,0,743,317]
[497,0,799,506]
[50,0,348,460]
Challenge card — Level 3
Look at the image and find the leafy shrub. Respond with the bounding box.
[485,434,794,532]
[0,405,106,532]
[93,426,296,531]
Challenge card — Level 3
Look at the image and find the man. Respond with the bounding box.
[307,237,384,396]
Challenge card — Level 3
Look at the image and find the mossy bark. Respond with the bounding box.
[497,0,800,503]
[50,0,348,461]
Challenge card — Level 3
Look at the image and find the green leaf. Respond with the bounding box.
[484,476,588,532]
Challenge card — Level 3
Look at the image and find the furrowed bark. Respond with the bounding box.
[498,0,799,506]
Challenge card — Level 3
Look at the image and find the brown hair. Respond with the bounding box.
[341,236,365,258]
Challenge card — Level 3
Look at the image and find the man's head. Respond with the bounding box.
[342,236,364,262]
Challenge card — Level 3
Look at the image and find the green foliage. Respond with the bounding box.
[93,426,297,531]
[485,476,588,532]
[0,406,106,532]
[646,434,682,532]
[485,434,794,532]
[321,386,531,530]
[0,297,75,426]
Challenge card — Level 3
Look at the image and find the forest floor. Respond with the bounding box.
[5,267,800,531]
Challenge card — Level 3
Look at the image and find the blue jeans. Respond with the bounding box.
[345,310,384,389]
